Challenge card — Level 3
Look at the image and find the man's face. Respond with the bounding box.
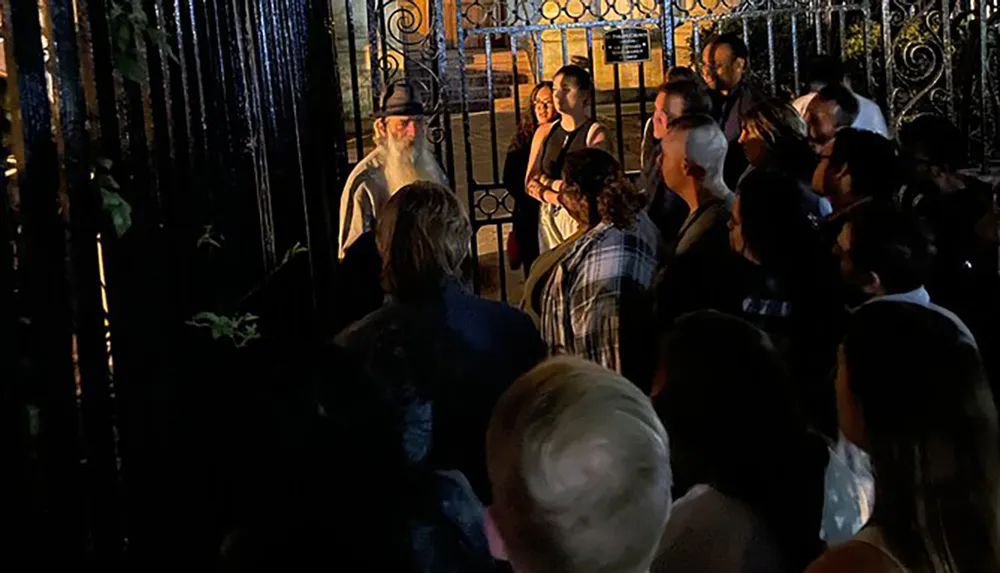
[652,93,687,140]
[660,129,688,192]
[807,98,840,153]
[383,115,422,148]
[701,43,742,91]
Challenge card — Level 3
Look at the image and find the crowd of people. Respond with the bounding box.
[319,31,1000,573]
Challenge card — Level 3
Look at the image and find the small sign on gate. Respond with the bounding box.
[603,27,651,64]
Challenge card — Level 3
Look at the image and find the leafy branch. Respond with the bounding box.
[92,156,132,237]
[186,242,309,348]
[186,312,260,348]
[110,0,179,83]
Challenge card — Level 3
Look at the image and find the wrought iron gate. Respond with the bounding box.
[331,0,998,302]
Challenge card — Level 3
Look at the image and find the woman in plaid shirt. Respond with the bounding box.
[536,148,660,382]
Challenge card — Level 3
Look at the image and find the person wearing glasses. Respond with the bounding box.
[503,81,556,274]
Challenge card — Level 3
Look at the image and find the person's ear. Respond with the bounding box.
[861,271,883,295]
[485,506,509,562]
[734,57,747,76]
[374,117,387,139]
[682,157,706,179]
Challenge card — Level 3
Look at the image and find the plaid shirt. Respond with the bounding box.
[541,215,659,372]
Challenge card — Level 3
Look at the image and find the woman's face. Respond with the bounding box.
[554,74,586,116]
[739,123,769,167]
[533,86,556,125]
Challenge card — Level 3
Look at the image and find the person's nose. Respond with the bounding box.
[404,121,418,139]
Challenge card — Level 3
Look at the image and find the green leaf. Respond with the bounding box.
[101,188,133,237]
[115,53,146,83]
[95,156,113,170]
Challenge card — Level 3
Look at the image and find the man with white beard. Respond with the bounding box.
[338,79,449,259]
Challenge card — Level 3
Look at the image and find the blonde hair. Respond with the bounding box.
[487,356,672,573]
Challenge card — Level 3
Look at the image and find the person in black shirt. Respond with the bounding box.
[701,33,766,189]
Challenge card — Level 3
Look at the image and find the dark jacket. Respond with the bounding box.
[713,81,766,189]
[335,280,546,501]
[503,130,541,271]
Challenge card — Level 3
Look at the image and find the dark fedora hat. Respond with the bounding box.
[380,79,426,118]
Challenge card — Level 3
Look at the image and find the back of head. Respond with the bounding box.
[845,201,935,294]
[744,99,808,145]
[737,168,821,274]
[815,83,859,126]
[899,114,968,171]
[659,79,713,116]
[829,128,899,200]
[655,311,826,568]
[487,356,671,573]
[804,55,845,90]
[665,65,698,83]
[666,114,729,181]
[562,148,645,228]
[842,302,999,573]
[554,64,593,91]
[376,181,471,300]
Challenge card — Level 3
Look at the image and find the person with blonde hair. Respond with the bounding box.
[336,181,545,500]
[485,356,673,573]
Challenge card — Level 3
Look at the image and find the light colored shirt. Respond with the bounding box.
[793,92,890,138]
[338,148,389,260]
[862,286,976,345]
[652,484,788,573]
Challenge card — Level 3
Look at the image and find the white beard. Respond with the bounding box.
[383,135,448,195]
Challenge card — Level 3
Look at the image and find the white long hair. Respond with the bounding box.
[382,129,448,195]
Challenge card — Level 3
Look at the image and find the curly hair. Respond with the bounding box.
[376,181,472,300]
[560,148,646,229]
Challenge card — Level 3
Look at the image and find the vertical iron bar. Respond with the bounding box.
[561,28,569,65]
[536,30,545,81]
[661,0,677,69]
[586,27,597,120]
[882,0,895,131]
[344,0,365,160]
[433,0,456,185]
[767,14,776,95]
[838,9,846,61]
[511,35,522,129]
[693,24,701,65]
[815,0,823,54]
[496,222,508,301]
[366,0,382,112]
[742,18,751,69]
[613,63,625,165]
[486,34,500,183]
[639,61,648,133]
[863,1,873,96]
[941,0,954,121]
[979,0,989,171]
[456,0,480,293]
[791,13,801,93]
